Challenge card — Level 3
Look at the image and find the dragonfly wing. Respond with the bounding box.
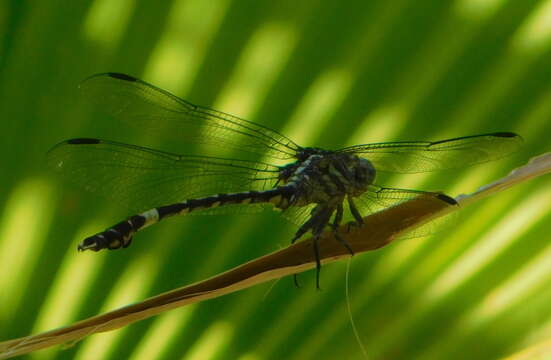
[352,185,458,239]
[338,132,522,173]
[47,138,281,212]
[281,203,318,227]
[79,73,302,160]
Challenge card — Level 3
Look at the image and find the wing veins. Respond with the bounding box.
[81,73,301,159]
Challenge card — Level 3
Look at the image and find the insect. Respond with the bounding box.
[47,73,522,287]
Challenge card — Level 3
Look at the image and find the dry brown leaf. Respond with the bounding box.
[1,152,549,359]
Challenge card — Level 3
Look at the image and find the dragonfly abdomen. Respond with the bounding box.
[77,187,295,252]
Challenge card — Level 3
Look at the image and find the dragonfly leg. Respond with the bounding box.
[331,203,354,255]
[310,207,335,290]
[313,234,322,290]
[291,205,321,243]
[291,204,335,289]
[347,197,364,226]
[333,231,353,255]
[289,207,319,288]
[291,203,337,243]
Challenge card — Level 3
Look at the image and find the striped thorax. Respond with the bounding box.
[279,149,376,207]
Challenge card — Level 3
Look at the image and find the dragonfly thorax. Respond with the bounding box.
[282,152,376,206]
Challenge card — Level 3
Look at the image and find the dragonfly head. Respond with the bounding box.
[349,156,376,195]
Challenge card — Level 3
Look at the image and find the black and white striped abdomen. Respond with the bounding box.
[77,187,295,252]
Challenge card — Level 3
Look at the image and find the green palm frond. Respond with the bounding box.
[1,1,550,359]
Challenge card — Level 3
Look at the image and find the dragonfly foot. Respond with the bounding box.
[332,228,354,255]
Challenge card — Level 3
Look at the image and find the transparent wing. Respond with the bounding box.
[352,185,458,238]
[79,73,302,160]
[281,203,317,227]
[337,132,522,173]
[47,138,281,212]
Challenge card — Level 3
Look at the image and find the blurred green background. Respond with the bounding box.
[1,0,551,359]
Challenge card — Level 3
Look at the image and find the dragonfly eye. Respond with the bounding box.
[355,168,367,182]
[355,158,376,184]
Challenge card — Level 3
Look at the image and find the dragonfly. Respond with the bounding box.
[47,72,523,287]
